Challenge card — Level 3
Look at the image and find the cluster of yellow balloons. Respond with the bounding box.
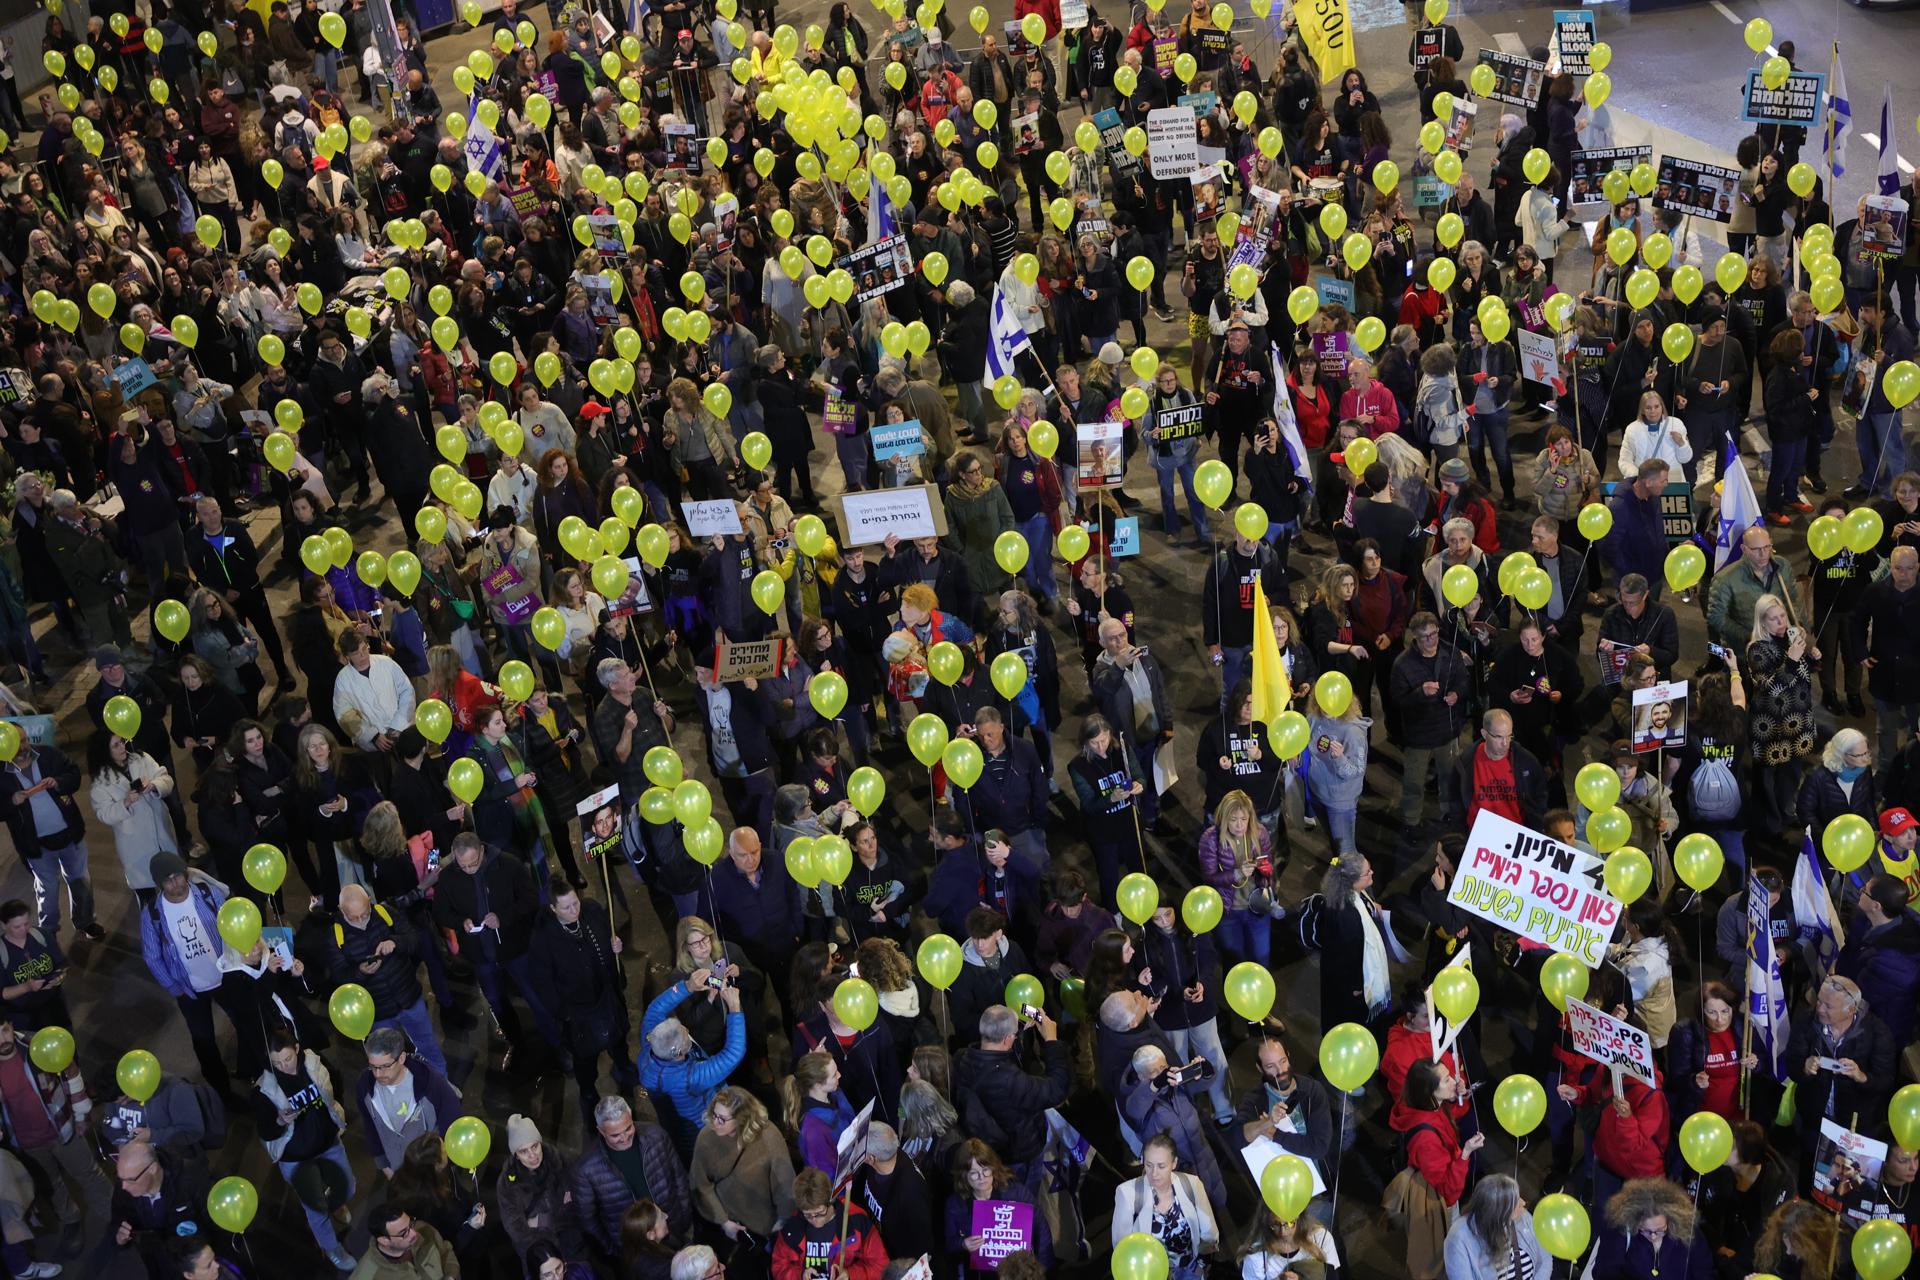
[1807,507,1886,560]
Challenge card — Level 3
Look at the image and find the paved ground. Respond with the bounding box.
[19,0,1919,1277]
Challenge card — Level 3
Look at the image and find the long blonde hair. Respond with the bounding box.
[1212,790,1259,873]
[673,915,720,974]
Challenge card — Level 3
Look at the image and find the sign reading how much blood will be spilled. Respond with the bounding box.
[1446,810,1622,967]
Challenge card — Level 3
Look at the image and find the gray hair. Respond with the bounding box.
[364,1027,408,1061]
[48,489,78,513]
[1442,517,1476,543]
[595,657,628,690]
[1821,727,1869,773]
[774,784,811,823]
[979,1005,1018,1043]
[1821,975,1864,1012]
[592,1095,632,1130]
[1619,573,1650,596]
[1130,1044,1167,1078]
[947,280,976,308]
[669,1247,720,1280]
[647,1017,692,1060]
[865,1122,900,1162]
[1098,991,1141,1032]
[874,366,906,394]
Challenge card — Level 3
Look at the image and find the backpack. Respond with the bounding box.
[188,1078,229,1150]
[1293,892,1327,952]
[1688,755,1742,823]
[333,904,394,947]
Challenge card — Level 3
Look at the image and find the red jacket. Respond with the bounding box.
[772,1201,889,1280]
[1288,376,1333,449]
[1572,1067,1670,1180]
[1339,382,1401,439]
[1381,1023,1470,1126]
[1013,0,1062,41]
[1389,1099,1469,1206]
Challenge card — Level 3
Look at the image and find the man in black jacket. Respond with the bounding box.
[527,882,636,1110]
[938,280,990,444]
[1854,547,1920,764]
[856,1122,938,1264]
[1784,975,1897,1173]
[0,742,102,940]
[1389,611,1474,831]
[305,329,370,500]
[1201,530,1284,701]
[432,834,561,1058]
[186,496,292,689]
[324,885,447,1078]
[950,1002,1071,1179]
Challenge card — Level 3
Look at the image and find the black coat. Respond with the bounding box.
[1852,577,1920,706]
[949,1039,1073,1166]
[186,520,266,597]
[0,746,86,857]
[1784,1008,1897,1137]
[432,850,540,963]
[526,899,623,1023]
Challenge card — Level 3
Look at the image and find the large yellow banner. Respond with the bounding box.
[1297,0,1357,83]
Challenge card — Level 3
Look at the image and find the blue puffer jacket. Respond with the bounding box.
[138,872,229,997]
[1838,910,1920,1044]
[635,981,745,1159]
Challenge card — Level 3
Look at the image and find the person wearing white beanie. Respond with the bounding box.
[497,1112,586,1258]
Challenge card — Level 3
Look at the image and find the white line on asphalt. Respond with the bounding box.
[1710,1,1742,24]
[1859,133,1917,175]
[1493,30,1527,54]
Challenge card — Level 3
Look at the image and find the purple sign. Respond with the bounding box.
[968,1200,1033,1269]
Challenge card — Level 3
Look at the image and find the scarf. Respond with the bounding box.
[950,471,995,501]
[1354,892,1389,1010]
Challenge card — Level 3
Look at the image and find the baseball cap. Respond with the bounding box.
[579,401,612,419]
[1882,808,1918,838]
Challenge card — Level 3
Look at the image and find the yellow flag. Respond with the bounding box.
[1250,577,1290,729]
[1296,0,1357,84]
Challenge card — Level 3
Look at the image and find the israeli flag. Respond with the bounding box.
[866,173,897,247]
[1712,436,1765,573]
[985,284,1032,384]
[1746,873,1789,1082]
[1793,832,1847,974]
[1820,46,1851,183]
[1270,346,1310,479]
[1877,85,1902,196]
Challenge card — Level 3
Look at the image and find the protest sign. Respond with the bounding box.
[836,235,914,302]
[1151,404,1207,444]
[682,500,744,538]
[1060,0,1089,26]
[0,371,21,406]
[663,122,700,171]
[1147,107,1200,180]
[1413,175,1455,208]
[112,358,158,398]
[1312,331,1350,379]
[1567,996,1658,1086]
[1425,944,1474,1061]
[834,485,945,545]
[1095,108,1141,176]
[871,420,926,460]
[480,562,536,624]
[822,391,859,436]
[1315,277,1356,311]
[1740,67,1826,126]
[1444,97,1478,153]
[1551,11,1595,76]
[1655,156,1741,223]
[712,638,787,683]
[1814,1119,1887,1214]
[1411,25,1448,68]
[1861,194,1910,260]
[1568,145,1653,218]
[1474,49,1547,107]
[969,1201,1035,1268]
[713,194,738,251]
[1078,422,1127,487]
[576,784,625,862]
[832,1099,876,1193]
[1517,328,1559,388]
[1012,110,1042,154]
[1241,1138,1329,1198]
[1107,516,1141,557]
[1631,679,1689,753]
[1446,809,1623,966]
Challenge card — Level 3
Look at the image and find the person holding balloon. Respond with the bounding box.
[1591,1178,1711,1280]
[248,1026,355,1271]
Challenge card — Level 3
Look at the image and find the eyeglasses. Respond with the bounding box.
[117,1162,155,1185]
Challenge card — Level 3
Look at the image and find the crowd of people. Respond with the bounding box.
[0,0,1918,1278]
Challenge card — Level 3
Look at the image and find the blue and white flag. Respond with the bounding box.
[985,284,1032,384]
[1270,346,1311,480]
[866,173,897,247]
[1746,872,1789,1082]
[1793,832,1847,973]
[1820,46,1851,183]
[1877,85,1902,197]
[1711,437,1765,573]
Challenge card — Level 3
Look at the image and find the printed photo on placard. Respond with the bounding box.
[1078,422,1127,488]
[1568,145,1653,219]
[1190,169,1225,222]
[1444,97,1478,154]
[1654,156,1740,223]
[577,783,625,863]
[663,122,700,172]
[1862,194,1911,260]
[1474,49,1546,108]
[1813,1120,1888,1215]
[1012,110,1042,154]
[1631,680,1688,753]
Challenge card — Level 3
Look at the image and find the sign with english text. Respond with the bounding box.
[1446,809,1623,966]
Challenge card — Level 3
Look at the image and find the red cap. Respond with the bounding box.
[312,155,329,170]
[1883,808,1918,838]
[677,27,692,37]
[579,402,612,419]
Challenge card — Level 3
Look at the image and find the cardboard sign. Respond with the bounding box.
[1107,515,1141,557]
[1012,110,1042,154]
[1658,480,1697,542]
[837,234,914,302]
[1444,96,1478,153]
[1817,1119,1890,1217]
[1446,809,1623,966]
[1517,328,1559,387]
[576,783,625,862]
[822,391,859,437]
[1312,331,1350,378]
[113,358,158,398]
[1153,33,1178,75]
[834,485,944,546]
[1740,67,1826,126]
[1551,10,1595,77]
[1095,107,1140,176]
[1474,49,1547,107]
[1315,277,1356,312]
[1567,996,1657,1087]
[1860,194,1911,261]
[1147,106,1199,180]
[682,500,744,538]
[1630,679,1688,753]
[969,1200,1035,1268]
[1413,175,1455,208]
[1568,145,1653,219]
[663,122,700,172]
[1060,0,1089,26]
[480,562,535,624]
[1654,155,1741,224]
[1425,944,1474,1061]
[713,194,739,253]
[1412,25,1448,68]
[1152,404,1207,443]
[711,637,787,683]
[832,1098,876,1193]
[870,421,926,460]
[1077,422,1126,488]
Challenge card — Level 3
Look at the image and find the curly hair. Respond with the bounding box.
[1602,1176,1697,1241]
[1754,1199,1843,1280]
[854,937,913,993]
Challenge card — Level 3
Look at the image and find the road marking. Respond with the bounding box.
[1709,1,1742,25]
[1859,132,1916,176]
[1493,30,1526,54]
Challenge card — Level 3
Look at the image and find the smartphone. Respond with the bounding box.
[1019,1003,1041,1024]
[371,606,384,619]
[426,848,441,873]
[706,973,728,990]
[1707,642,1731,661]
